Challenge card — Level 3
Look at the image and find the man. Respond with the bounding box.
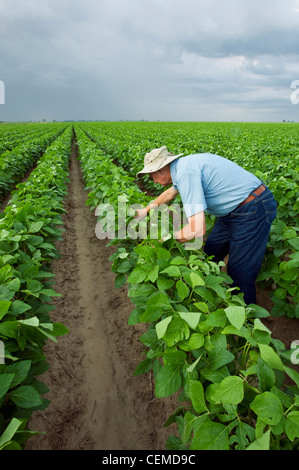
[136,146,277,305]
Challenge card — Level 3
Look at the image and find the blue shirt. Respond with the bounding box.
[170,153,262,217]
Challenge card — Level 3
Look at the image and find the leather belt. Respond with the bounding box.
[237,184,266,208]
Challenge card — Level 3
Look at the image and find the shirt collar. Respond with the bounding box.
[170,159,178,186]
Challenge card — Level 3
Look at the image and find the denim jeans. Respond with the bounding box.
[203,187,277,305]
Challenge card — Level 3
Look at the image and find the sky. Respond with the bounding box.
[0,0,299,122]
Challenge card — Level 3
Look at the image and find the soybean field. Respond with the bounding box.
[0,121,299,451]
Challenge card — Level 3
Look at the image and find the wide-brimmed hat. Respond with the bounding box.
[136,146,183,177]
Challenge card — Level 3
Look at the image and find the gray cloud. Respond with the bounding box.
[0,0,299,121]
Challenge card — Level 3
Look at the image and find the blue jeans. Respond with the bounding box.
[204,187,277,305]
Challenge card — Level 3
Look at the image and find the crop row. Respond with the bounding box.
[74,125,299,450]
[78,122,299,320]
[0,123,67,201]
[0,123,63,155]
[0,125,71,449]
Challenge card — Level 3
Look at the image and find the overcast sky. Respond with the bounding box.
[0,0,299,122]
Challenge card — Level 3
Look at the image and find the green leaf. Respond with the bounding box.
[115,274,126,288]
[5,360,31,388]
[250,392,283,425]
[181,411,198,445]
[285,411,299,441]
[224,305,246,330]
[281,267,298,281]
[8,385,43,409]
[160,266,181,278]
[257,357,275,392]
[176,279,190,300]
[0,418,23,450]
[18,316,39,327]
[127,265,147,284]
[27,235,44,246]
[283,228,297,239]
[0,265,13,284]
[189,380,208,414]
[188,333,204,350]
[253,319,271,344]
[128,283,156,298]
[27,279,43,293]
[128,307,143,325]
[247,304,270,318]
[258,344,284,371]
[189,272,205,288]
[116,260,132,273]
[213,376,244,404]
[156,275,175,291]
[284,366,299,388]
[190,421,229,450]
[155,365,181,398]
[274,288,287,299]
[140,329,159,349]
[28,221,44,233]
[140,305,164,323]
[187,355,202,373]
[206,309,227,327]
[178,311,201,330]
[163,317,190,347]
[170,256,187,265]
[156,316,172,339]
[194,302,209,313]
[39,288,62,297]
[0,374,15,400]
[205,347,235,371]
[9,271,20,290]
[0,300,12,320]
[232,421,255,450]
[52,322,69,337]
[147,292,172,310]
[288,238,299,250]
[133,358,152,376]
[246,429,270,450]
[254,318,271,334]
[162,349,186,366]
[156,247,171,261]
[147,265,159,283]
[201,366,229,384]
[0,321,18,338]
[0,441,22,450]
[10,300,32,316]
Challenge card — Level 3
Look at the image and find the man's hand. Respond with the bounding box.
[134,187,178,222]
[134,208,148,220]
[174,211,206,243]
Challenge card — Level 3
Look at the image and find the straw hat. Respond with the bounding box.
[136,146,183,177]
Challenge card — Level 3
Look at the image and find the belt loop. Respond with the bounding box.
[250,184,266,198]
[238,184,266,209]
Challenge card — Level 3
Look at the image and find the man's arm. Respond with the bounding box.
[135,186,179,220]
[174,211,206,243]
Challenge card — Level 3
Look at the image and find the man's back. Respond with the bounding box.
[170,153,262,217]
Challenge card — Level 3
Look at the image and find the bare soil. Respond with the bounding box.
[25,137,299,450]
[26,139,178,450]
[257,290,299,351]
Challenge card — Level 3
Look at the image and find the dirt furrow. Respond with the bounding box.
[26,134,177,450]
